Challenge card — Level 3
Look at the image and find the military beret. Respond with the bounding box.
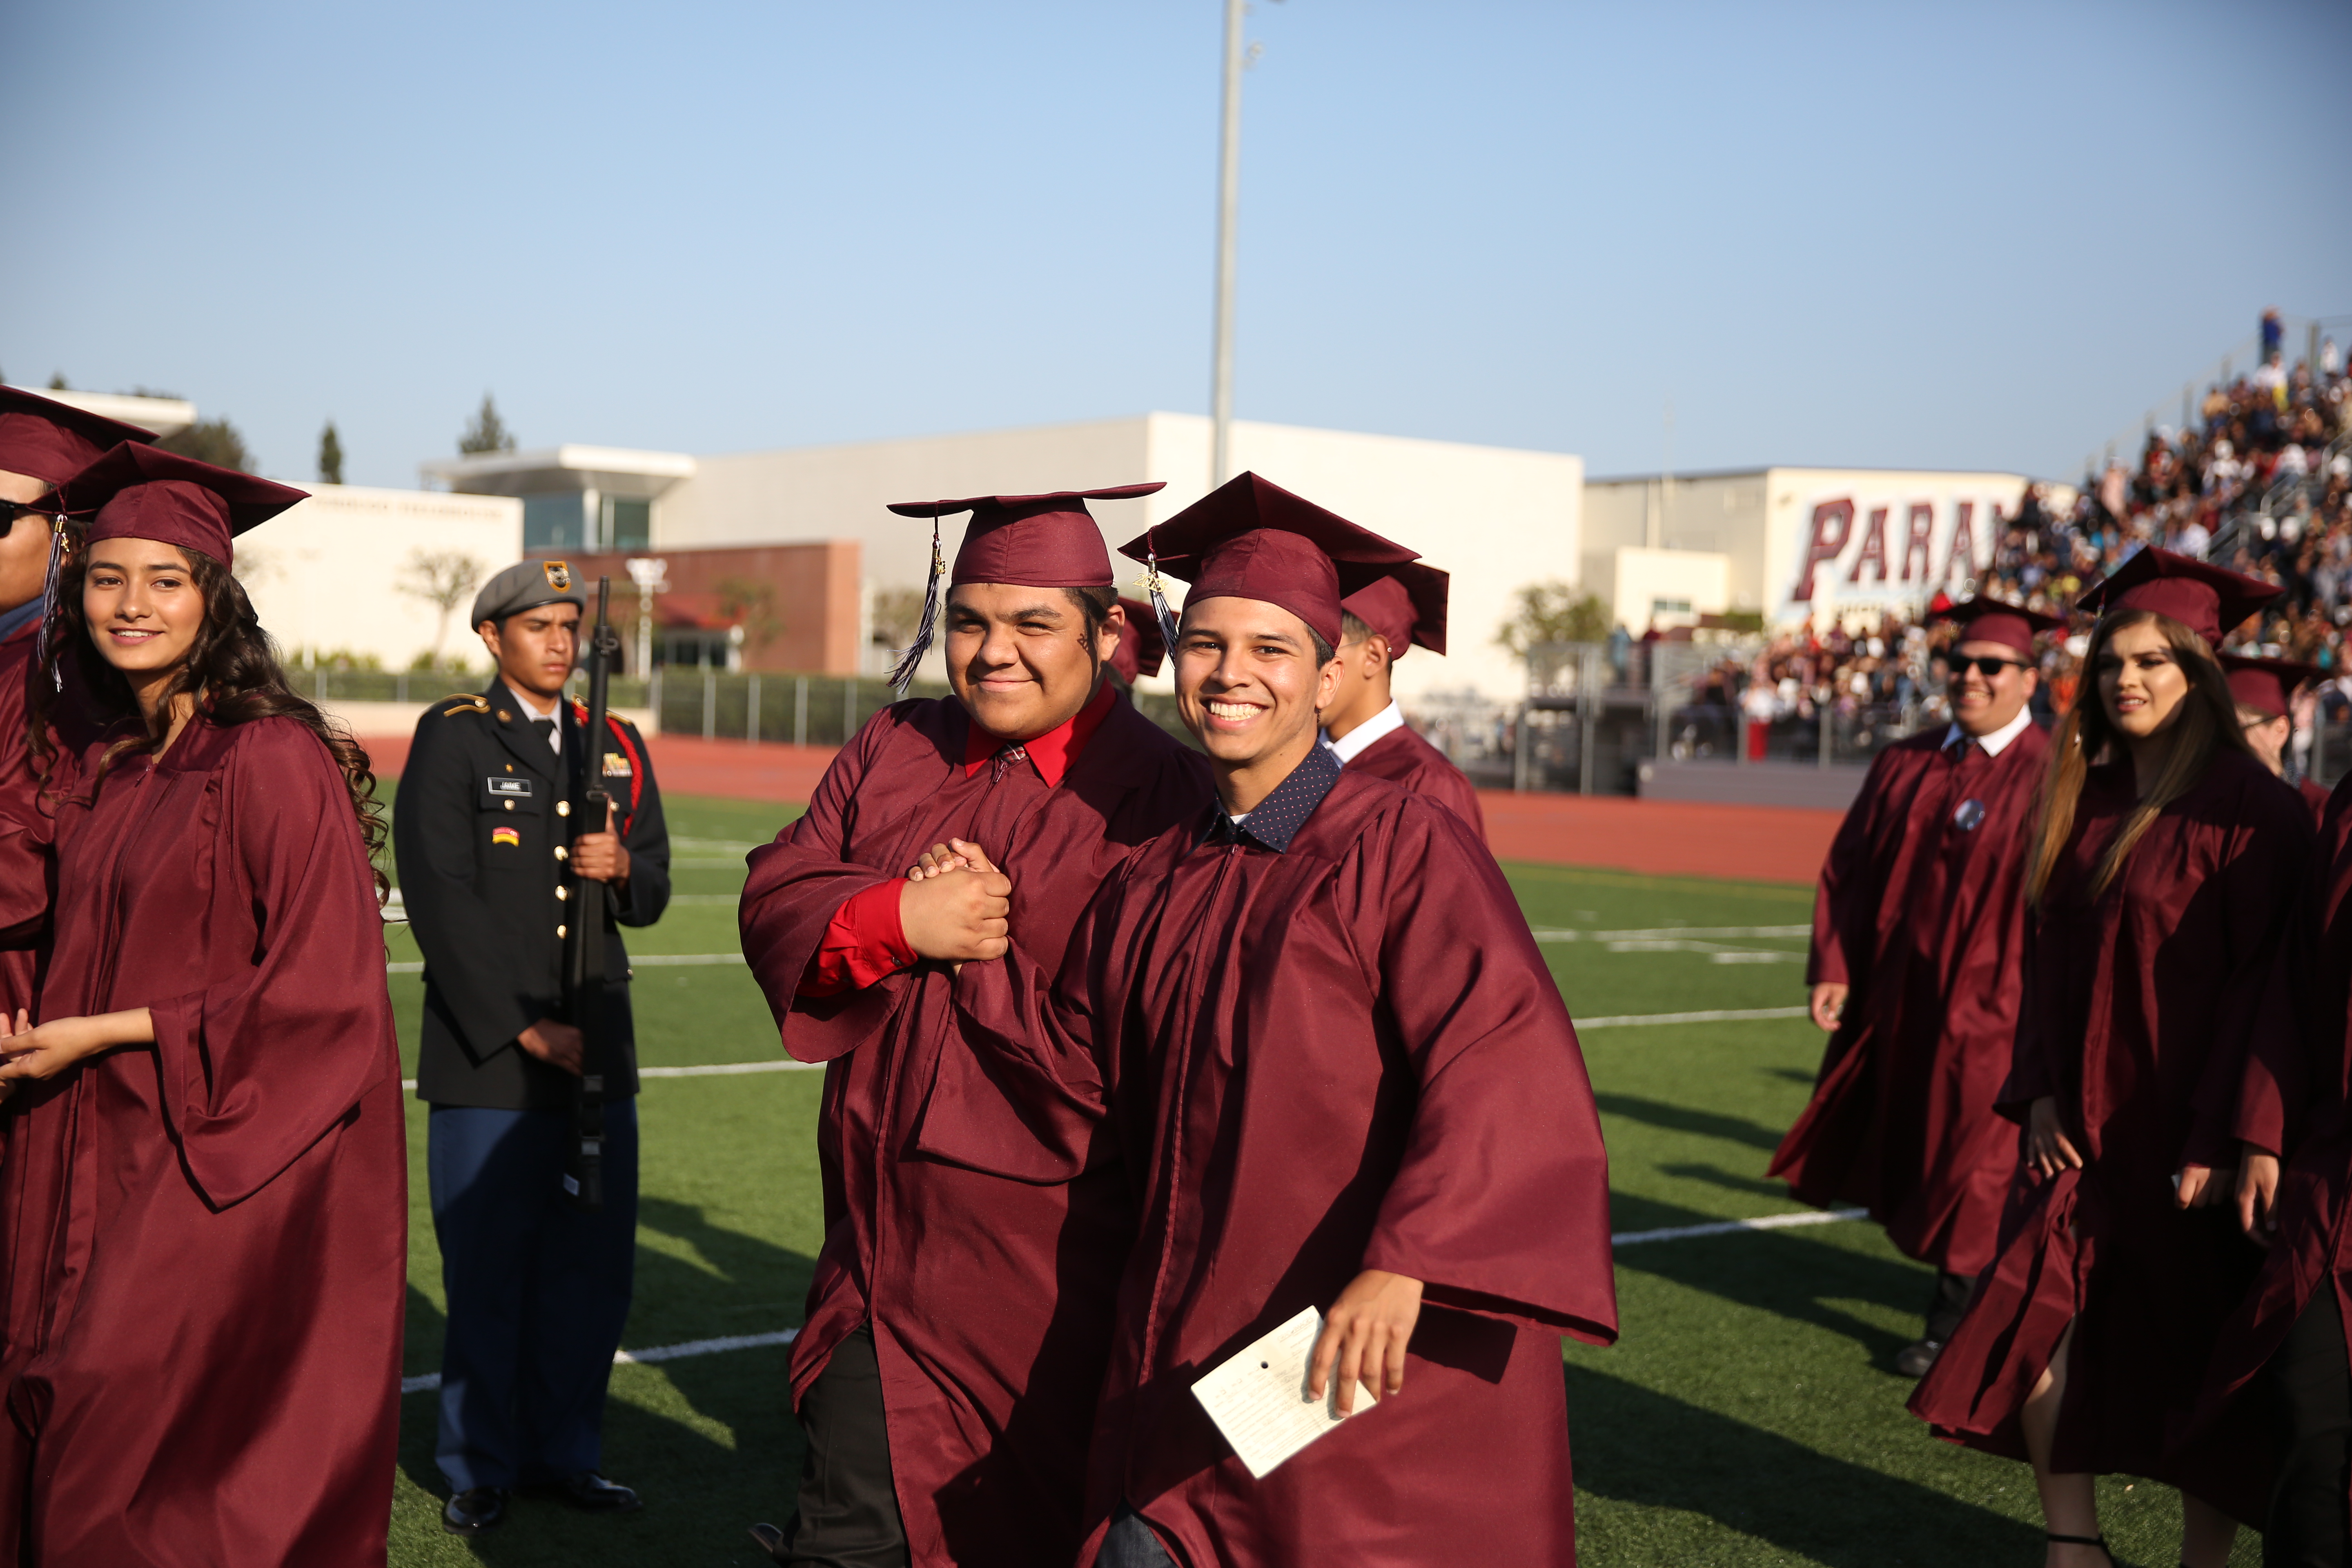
[472,559,586,628]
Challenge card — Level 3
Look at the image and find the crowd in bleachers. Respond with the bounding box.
[1674,327,2352,752]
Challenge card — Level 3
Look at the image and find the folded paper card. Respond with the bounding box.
[1190,1306,1380,1480]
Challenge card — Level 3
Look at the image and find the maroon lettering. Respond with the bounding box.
[1847,507,1891,584]
[1792,499,1853,602]
[1900,503,1935,581]
[1941,501,1978,584]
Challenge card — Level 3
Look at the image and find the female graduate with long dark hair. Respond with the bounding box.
[0,444,406,1565]
[1911,548,2317,1568]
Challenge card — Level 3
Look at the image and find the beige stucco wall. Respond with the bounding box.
[236,485,523,669]
[647,414,1581,702]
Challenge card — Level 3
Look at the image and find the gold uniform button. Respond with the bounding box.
[556,924,567,939]
[557,800,572,817]
[556,885,570,901]
[504,801,515,811]
[554,846,568,860]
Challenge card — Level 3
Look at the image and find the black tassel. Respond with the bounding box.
[1144,532,1181,654]
[34,515,65,692]
[887,519,943,697]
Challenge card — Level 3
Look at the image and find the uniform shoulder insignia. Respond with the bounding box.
[439,694,491,718]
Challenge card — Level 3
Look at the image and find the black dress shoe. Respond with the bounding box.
[442,1486,508,1535]
[749,1522,788,1560]
[534,1471,643,1513]
[1893,1337,1944,1377]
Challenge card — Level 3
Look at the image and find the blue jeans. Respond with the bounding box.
[428,1101,639,1492]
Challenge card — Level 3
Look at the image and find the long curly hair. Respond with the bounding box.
[29,531,389,898]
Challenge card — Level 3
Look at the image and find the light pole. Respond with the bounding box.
[1209,0,1245,487]
[625,556,668,680]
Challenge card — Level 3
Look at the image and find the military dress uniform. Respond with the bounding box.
[393,566,670,1520]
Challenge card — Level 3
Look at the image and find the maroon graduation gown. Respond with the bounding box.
[0,714,408,1566]
[2179,771,2352,1505]
[962,766,1617,1568]
[1910,749,2314,1523]
[738,690,1210,1568]
[1771,723,2047,1275]
[2299,773,2330,825]
[1340,723,1486,839]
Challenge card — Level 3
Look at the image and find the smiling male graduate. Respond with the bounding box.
[1771,597,2061,1377]
[737,484,1212,1568]
[954,472,1617,1568]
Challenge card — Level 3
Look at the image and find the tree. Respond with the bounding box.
[318,421,345,485]
[1495,579,1613,657]
[397,549,488,666]
[458,394,517,456]
[714,575,784,655]
[870,587,927,655]
[157,417,254,473]
[46,373,67,391]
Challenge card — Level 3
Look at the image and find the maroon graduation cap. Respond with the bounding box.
[886,483,1165,589]
[1936,596,2066,660]
[0,388,154,488]
[1116,472,1418,650]
[2218,653,2324,719]
[1341,562,1450,659]
[2074,548,2280,646]
[55,443,306,567]
[1110,596,1165,684]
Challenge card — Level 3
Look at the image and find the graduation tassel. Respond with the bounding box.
[1142,531,1181,654]
[886,517,944,697]
[35,514,66,692]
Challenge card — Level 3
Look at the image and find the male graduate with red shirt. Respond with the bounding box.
[957,472,1617,1568]
[1316,562,1485,837]
[2219,653,2330,822]
[0,390,150,1007]
[1770,597,2060,1376]
[736,485,1212,1568]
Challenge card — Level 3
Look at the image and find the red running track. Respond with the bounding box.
[358,732,1838,886]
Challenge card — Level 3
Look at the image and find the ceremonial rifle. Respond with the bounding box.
[562,577,623,1212]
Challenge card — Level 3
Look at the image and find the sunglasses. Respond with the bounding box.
[0,501,58,540]
[1948,655,2030,679]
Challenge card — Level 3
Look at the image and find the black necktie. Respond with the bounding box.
[532,718,557,745]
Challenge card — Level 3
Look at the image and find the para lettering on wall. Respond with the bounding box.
[1788,496,1997,607]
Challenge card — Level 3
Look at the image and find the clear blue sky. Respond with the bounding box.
[4,0,2346,490]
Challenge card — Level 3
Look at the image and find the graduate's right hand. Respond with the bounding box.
[1809,982,1849,1032]
[2024,1097,2084,1178]
[517,1018,585,1075]
[900,864,1011,963]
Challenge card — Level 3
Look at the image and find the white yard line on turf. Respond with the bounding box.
[1577,1005,1810,1027]
[395,1209,1868,1394]
[1530,925,1810,942]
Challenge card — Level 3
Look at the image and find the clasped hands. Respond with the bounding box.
[0,1007,158,1100]
[900,838,1011,966]
[2025,1095,2281,1246]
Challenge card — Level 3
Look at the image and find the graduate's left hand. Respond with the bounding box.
[908,840,999,880]
[572,803,630,886]
[2236,1147,2282,1245]
[1309,1270,1423,1416]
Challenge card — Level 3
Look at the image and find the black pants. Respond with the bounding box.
[1925,1270,1976,1344]
[1095,1506,1176,1568]
[2269,1288,2352,1568]
[780,1328,909,1568]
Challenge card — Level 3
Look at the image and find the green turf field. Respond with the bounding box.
[382,799,2259,1568]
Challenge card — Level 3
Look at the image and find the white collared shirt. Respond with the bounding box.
[1323,699,1408,765]
[1943,703,2035,759]
[504,682,563,755]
